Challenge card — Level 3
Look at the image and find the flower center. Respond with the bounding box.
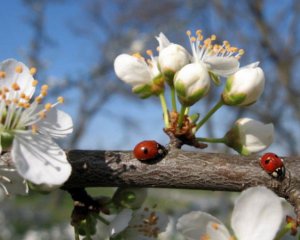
[186,29,244,62]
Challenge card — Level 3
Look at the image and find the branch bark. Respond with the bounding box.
[2,150,300,221]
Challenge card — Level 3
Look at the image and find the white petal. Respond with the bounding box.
[37,109,73,138]
[156,32,171,50]
[238,118,274,153]
[231,186,283,240]
[176,211,230,240]
[110,209,133,237]
[0,59,36,100]
[11,132,71,188]
[241,61,260,69]
[204,56,239,77]
[0,166,28,196]
[114,54,152,87]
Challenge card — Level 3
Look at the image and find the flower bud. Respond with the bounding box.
[174,63,210,106]
[225,118,274,155]
[222,62,265,106]
[114,54,164,98]
[158,44,190,85]
[112,188,147,210]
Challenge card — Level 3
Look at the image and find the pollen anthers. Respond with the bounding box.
[130,206,161,238]
[186,29,244,60]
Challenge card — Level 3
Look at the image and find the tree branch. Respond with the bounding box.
[2,150,300,221]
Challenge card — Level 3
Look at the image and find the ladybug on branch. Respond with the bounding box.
[133,140,166,161]
[260,152,285,179]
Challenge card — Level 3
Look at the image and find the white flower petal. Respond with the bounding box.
[0,166,28,196]
[177,211,230,240]
[156,32,171,50]
[37,109,73,138]
[114,54,152,87]
[204,56,239,77]
[231,186,283,240]
[238,118,274,153]
[110,209,133,237]
[11,132,71,188]
[0,59,36,100]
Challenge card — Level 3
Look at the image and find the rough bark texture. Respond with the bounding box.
[3,150,300,220]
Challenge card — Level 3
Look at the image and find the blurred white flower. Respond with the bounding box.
[177,186,283,240]
[225,118,274,155]
[0,59,73,190]
[222,62,265,106]
[105,206,169,240]
[156,32,190,84]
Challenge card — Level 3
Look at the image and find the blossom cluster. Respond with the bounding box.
[114,30,273,154]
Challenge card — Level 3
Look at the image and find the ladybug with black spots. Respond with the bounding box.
[133,140,166,161]
[260,152,285,179]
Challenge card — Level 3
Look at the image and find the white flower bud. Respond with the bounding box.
[174,63,210,106]
[158,44,190,76]
[222,62,265,106]
[225,118,274,155]
[114,54,153,87]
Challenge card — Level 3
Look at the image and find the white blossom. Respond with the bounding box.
[156,32,190,80]
[177,186,283,240]
[0,59,73,190]
[222,62,265,106]
[225,118,274,155]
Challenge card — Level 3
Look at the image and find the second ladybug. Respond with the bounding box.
[133,140,166,161]
[260,152,285,179]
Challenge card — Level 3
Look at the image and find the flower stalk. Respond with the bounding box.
[195,99,224,131]
[159,93,169,128]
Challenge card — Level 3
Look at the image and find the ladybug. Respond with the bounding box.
[260,152,285,179]
[133,140,166,161]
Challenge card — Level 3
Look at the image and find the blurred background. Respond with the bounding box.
[0,0,299,239]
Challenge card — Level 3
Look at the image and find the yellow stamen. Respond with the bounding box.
[57,96,64,103]
[12,83,20,91]
[200,234,210,240]
[44,103,52,111]
[41,84,49,91]
[211,34,216,41]
[31,124,38,134]
[23,103,30,108]
[38,111,46,119]
[190,36,196,42]
[186,30,192,36]
[132,53,143,60]
[13,99,19,104]
[0,71,6,78]
[146,50,153,56]
[238,49,245,55]
[3,87,9,93]
[20,93,26,99]
[32,80,38,87]
[211,222,219,230]
[15,65,23,73]
[24,95,30,101]
[41,90,47,97]
[30,67,37,75]
[35,96,43,103]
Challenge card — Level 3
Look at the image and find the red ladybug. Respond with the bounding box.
[133,140,166,161]
[260,152,285,179]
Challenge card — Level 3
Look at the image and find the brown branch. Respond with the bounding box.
[2,150,300,221]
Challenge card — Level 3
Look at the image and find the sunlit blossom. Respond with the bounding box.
[177,186,283,240]
[0,59,73,190]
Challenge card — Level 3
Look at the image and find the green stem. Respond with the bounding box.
[159,93,169,128]
[74,227,80,240]
[196,137,226,144]
[178,105,187,128]
[195,99,224,132]
[185,107,190,115]
[171,87,177,112]
[274,223,293,240]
